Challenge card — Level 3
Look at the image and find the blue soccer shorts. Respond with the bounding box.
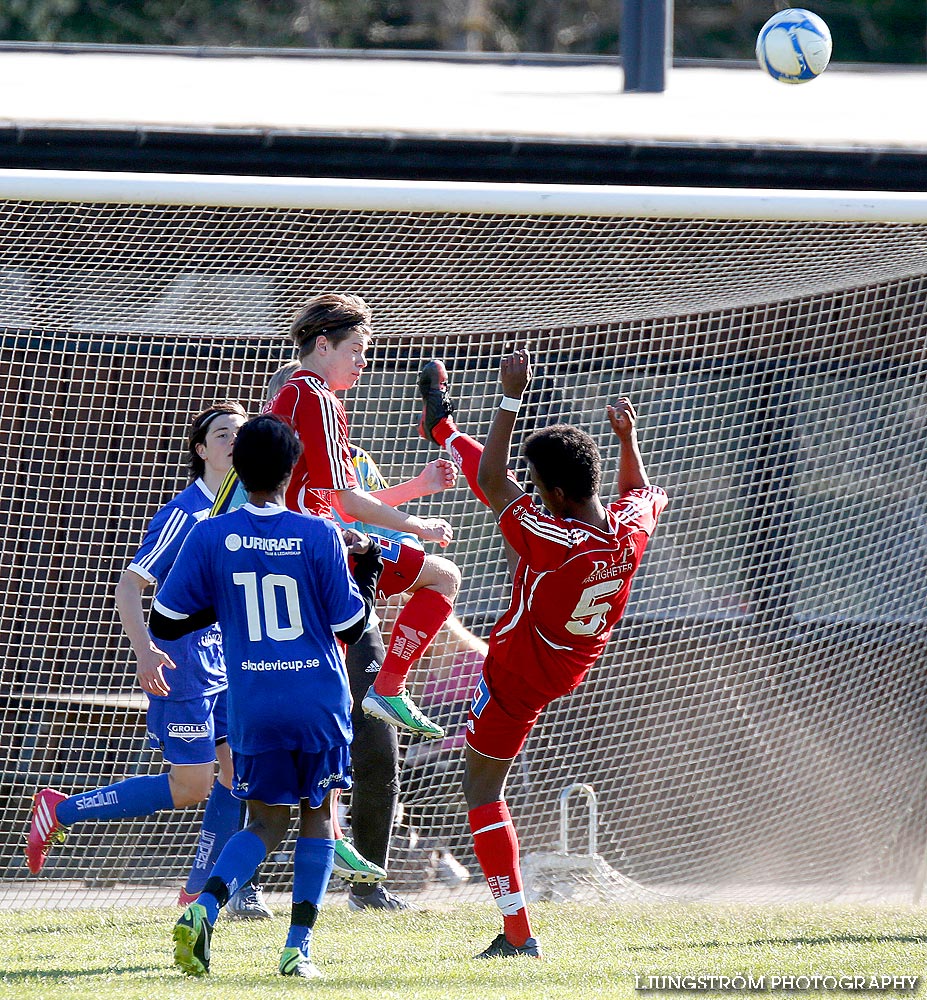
[232,744,352,808]
[146,689,228,766]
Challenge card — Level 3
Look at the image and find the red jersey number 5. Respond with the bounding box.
[565,579,624,636]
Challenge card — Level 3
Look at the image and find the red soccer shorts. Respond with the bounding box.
[351,535,426,600]
[465,652,547,761]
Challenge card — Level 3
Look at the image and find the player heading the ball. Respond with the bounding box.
[265,292,461,744]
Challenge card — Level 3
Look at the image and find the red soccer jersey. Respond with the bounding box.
[265,369,357,519]
[489,485,668,700]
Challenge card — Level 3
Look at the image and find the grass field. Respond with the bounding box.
[1,901,925,1000]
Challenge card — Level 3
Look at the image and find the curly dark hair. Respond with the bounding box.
[522,424,601,502]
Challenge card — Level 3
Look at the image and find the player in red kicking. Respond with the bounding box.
[418,350,667,958]
[266,293,458,743]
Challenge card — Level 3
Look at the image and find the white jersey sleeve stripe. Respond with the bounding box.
[318,392,345,488]
[135,507,188,573]
[319,392,354,490]
[519,509,572,547]
[125,562,157,585]
[498,492,571,546]
[613,497,657,529]
[331,605,365,633]
[152,597,189,620]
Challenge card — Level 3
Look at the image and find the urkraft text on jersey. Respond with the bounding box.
[234,535,304,554]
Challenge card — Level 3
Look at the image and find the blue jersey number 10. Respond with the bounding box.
[233,572,304,642]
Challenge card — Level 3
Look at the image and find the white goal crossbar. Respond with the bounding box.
[1,168,927,221]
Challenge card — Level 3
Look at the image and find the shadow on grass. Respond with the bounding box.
[629,933,927,953]
[0,966,159,980]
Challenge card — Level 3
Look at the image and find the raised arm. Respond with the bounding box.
[606,397,650,495]
[476,349,532,518]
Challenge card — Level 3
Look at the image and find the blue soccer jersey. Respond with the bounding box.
[153,503,364,756]
[127,479,226,700]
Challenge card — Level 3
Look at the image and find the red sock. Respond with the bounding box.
[374,588,453,696]
[429,416,457,448]
[444,431,492,508]
[468,800,533,947]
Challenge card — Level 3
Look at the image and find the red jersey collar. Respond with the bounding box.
[293,368,329,390]
[563,511,617,540]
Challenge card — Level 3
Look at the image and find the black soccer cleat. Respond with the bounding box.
[474,932,542,959]
[347,884,418,912]
[417,360,457,445]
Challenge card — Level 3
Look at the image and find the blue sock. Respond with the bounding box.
[285,838,334,953]
[183,782,240,895]
[199,829,267,925]
[56,773,174,827]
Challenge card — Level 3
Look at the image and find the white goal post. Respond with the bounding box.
[1,168,926,909]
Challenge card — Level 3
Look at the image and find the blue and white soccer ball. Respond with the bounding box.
[756,8,832,84]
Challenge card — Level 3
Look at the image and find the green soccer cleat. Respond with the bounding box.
[361,687,445,740]
[279,947,323,979]
[173,902,213,976]
[333,838,387,884]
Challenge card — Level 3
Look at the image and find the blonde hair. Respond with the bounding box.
[264,360,300,406]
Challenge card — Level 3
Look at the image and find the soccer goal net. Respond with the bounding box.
[1,169,926,910]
